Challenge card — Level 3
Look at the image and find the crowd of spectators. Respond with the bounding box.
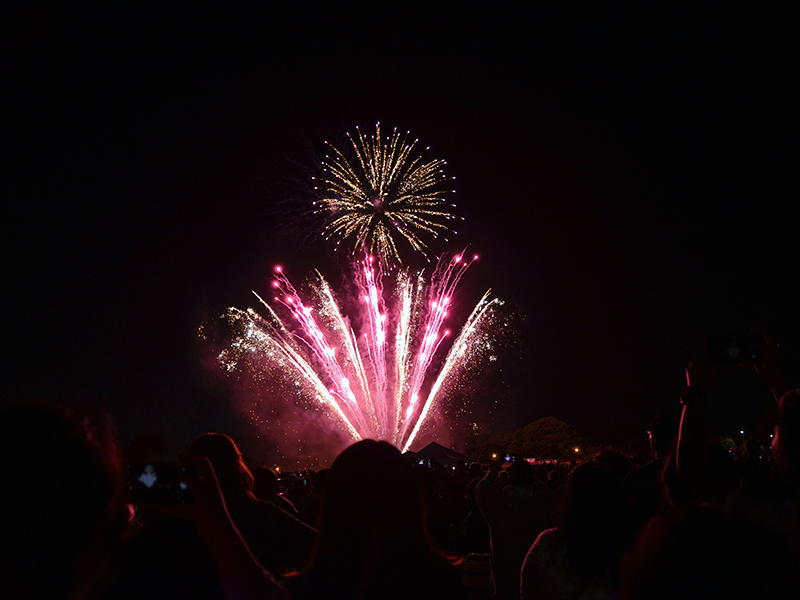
[2,331,798,599]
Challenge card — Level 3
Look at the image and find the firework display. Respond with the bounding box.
[314,123,460,268]
[218,254,502,453]
[210,125,504,457]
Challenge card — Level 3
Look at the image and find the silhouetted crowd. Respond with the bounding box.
[2,331,799,599]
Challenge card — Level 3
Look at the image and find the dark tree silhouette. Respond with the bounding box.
[509,417,584,459]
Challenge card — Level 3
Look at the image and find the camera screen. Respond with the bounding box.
[126,462,194,505]
[706,332,764,365]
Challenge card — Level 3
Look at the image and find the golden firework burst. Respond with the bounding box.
[314,123,459,267]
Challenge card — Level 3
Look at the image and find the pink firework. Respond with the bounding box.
[219,253,502,452]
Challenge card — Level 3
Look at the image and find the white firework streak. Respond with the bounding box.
[401,290,499,453]
[228,299,363,442]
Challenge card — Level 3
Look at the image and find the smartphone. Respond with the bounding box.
[706,331,764,365]
[125,462,195,505]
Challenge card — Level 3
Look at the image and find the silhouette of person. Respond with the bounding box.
[287,439,467,600]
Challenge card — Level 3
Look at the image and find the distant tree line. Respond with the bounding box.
[463,416,584,462]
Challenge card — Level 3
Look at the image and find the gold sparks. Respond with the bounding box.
[314,123,459,267]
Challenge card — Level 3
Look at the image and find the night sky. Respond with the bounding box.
[6,5,799,463]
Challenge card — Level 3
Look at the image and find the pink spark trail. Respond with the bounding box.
[217,253,502,453]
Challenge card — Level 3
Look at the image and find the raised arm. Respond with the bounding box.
[475,457,504,520]
[750,328,791,404]
[159,455,291,600]
[676,359,731,504]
